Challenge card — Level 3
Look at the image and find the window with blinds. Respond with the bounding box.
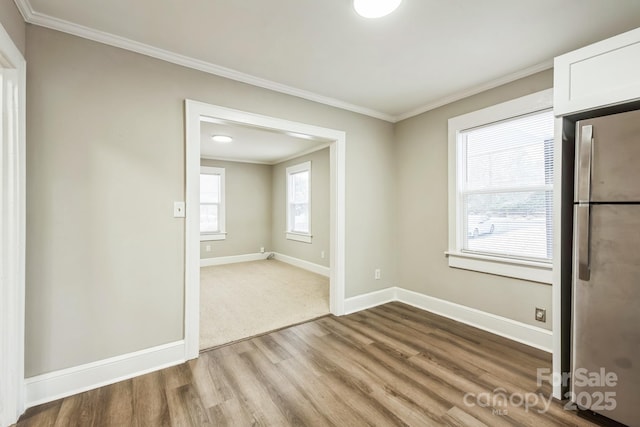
[286,161,312,243]
[460,110,554,263]
[200,166,226,240]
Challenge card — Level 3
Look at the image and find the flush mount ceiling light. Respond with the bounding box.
[353,0,402,18]
[211,135,233,143]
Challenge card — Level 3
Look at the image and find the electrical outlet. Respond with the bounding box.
[535,307,546,322]
[260,247,265,253]
[321,251,325,259]
[205,245,211,252]
[374,269,381,280]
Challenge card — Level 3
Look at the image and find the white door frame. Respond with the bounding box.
[184,100,346,359]
[0,24,26,427]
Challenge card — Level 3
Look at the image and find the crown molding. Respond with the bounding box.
[12,0,32,21]
[394,60,554,122]
[13,0,395,122]
[14,0,554,124]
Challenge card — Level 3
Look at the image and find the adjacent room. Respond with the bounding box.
[198,119,332,349]
[2,0,640,426]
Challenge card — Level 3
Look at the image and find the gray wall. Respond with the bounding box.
[0,0,25,56]
[25,25,397,376]
[272,148,330,267]
[394,69,554,330]
[200,159,272,259]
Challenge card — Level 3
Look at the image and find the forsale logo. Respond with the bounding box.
[537,367,618,412]
[462,367,619,416]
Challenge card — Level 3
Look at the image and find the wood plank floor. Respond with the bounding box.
[17,302,603,426]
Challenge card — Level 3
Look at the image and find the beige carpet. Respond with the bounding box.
[200,259,330,350]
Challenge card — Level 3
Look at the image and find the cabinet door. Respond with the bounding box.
[554,27,640,116]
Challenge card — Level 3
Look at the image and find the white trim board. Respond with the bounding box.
[14,0,553,123]
[200,253,266,267]
[13,0,392,122]
[344,287,397,314]
[199,252,330,277]
[272,253,330,277]
[343,287,553,353]
[24,341,185,408]
[185,100,347,360]
[0,18,27,427]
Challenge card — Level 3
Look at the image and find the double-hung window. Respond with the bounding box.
[200,166,226,241]
[447,89,554,283]
[286,161,312,243]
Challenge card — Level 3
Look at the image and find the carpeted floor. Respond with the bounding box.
[199,259,330,350]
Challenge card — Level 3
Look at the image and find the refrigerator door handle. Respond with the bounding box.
[577,125,593,203]
[576,204,591,281]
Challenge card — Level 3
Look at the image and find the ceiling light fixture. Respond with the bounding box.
[211,135,233,143]
[353,0,402,18]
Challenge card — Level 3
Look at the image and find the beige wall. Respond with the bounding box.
[200,159,272,259]
[394,69,554,330]
[25,25,396,376]
[200,147,329,267]
[0,0,25,56]
[272,148,330,267]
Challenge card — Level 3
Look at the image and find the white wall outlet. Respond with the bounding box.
[260,247,265,253]
[535,307,546,322]
[205,245,211,252]
[173,201,185,218]
[374,269,381,280]
[321,251,325,259]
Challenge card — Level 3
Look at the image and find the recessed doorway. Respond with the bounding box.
[184,100,346,359]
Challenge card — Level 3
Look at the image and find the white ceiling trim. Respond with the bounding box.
[394,60,554,122]
[13,0,394,122]
[200,155,272,166]
[13,0,555,123]
[272,142,331,165]
[201,142,331,166]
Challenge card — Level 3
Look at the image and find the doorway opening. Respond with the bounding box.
[0,25,26,427]
[184,100,346,359]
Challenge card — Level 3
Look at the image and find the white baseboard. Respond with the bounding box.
[25,340,185,408]
[395,288,553,352]
[272,253,330,277]
[343,287,552,353]
[344,287,397,314]
[200,252,266,267]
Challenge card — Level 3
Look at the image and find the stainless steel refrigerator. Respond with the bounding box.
[572,108,640,427]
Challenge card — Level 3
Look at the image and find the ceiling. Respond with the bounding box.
[15,0,640,122]
[200,119,330,164]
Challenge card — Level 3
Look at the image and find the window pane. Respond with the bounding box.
[291,171,309,203]
[290,202,309,233]
[200,204,219,233]
[200,174,220,204]
[465,111,554,190]
[463,191,553,261]
[461,110,554,262]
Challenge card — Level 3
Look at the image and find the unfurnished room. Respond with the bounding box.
[1,1,640,426]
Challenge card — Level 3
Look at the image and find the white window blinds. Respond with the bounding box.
[200,172,221,233]
[460,110,554,262]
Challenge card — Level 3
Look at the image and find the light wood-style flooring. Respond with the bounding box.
[17,302,602,426]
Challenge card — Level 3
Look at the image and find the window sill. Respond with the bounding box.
[446,251,552,284]
[286,232,312,243]
[200,233,226,242]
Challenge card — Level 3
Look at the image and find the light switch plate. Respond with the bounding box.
[173,201,185,218]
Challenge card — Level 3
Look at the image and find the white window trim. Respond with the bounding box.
[286,161,312,242]
[200,166,226,241]
[447,88,554,284]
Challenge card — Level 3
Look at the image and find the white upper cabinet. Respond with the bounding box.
[554,27,640,116]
